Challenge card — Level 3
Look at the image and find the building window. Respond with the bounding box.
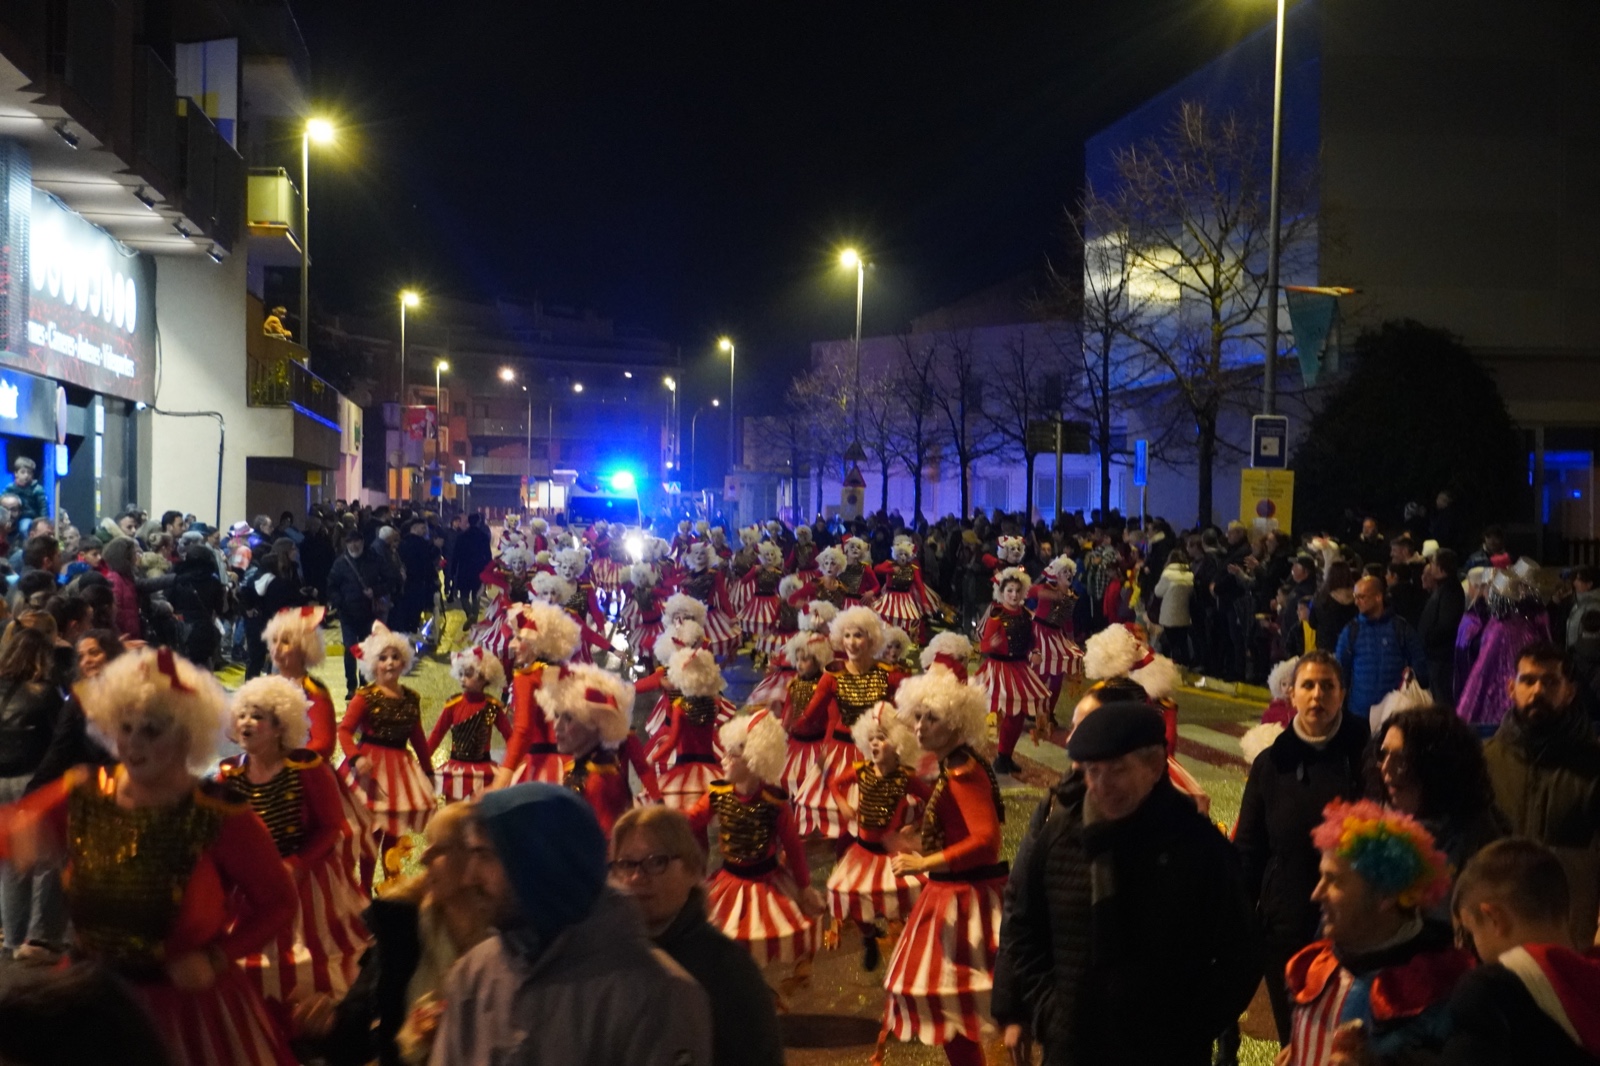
[976,475,1008,512]
[1063,476,1090,513]
[1034,475,1055,514]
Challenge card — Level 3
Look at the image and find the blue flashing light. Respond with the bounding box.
[609,470,636,493]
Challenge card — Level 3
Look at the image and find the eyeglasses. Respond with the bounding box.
[608,854,678,878]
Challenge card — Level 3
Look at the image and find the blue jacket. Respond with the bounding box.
[1335,610,1427,718]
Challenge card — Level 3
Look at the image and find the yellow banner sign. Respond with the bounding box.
[1240,469,1294,535]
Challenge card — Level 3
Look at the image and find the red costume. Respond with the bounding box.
[302,674,337,760]
[736,565,786,653]
[793,661,905,837]
[974,604,1052,759]
[563,746,635,838]
[778,666,827,795]
[826,761,930,924]
[673,567,740,659]
[501,663,566,784]
[840,559,879,607]
[336,684,435,837]
[651,693,734,809]
[871,559,936,642]
[427,692,512,802]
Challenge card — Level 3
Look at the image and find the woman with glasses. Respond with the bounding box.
[608,806,784,1066]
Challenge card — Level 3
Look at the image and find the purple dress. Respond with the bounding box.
[1454,607,1549,726]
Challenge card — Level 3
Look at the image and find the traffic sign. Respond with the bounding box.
[1133,439,1148,487]
[1026,419,1092,456]
[1251,415,1289,469]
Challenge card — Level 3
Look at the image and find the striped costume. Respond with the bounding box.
[295,673,378,878]
[336,685,436,838]
[778,670,827,796]
[826,761,930,924]
[675,568,741,658]
[217,751,370,1004]
[427,692,511,802]
[1027,584,1082,684]
[792,662,904,838]
[687,781,818,966]
[735,566,786,653]
[882,746,1007,1051]
[871,561,936,642]
[501,663,566,784]
[973,605,1052,717]
[651,694,734,810]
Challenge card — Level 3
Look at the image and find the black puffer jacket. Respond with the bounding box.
[0,678,64,778]
[994,774,1259,1066]
[1233,714,1370,949]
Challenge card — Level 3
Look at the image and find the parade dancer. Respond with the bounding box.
[675,542,741,660]
[778,631,833,795]
[471,542,534,670]
[971,535,1025,634]
[920,630,973,683]
[534,571,611,663]
[794,606,906,838]
[876,668,1005,1066]
[827,701,930,971]
[263,605,336,755]
[650,647,736,809]
[1029,555,1083,723]
[976,568,1053,776]
[494,601,581,788]
[788,524,819,575]
[671,519,696,561]
[797,546,852,613]
[884,626,918,675]
[428,647,511,802]
[220,676,369,1005]
[526,515,549,555]
[841,537,879,608]
[639,619,708,752]
[728,525,761,617]
[550,662,640,837]
[686,709,823,985]
[871,536,937,643]
[624,561,668,666]
[749,592,829,708]
[1,649,298,1066]
[737,542,787,658]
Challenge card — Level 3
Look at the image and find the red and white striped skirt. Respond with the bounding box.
[471,600,516,664]
[137,963,298,1066]
[873,590,926,633]
[513,750,566,785]
[974,658,1051,718]
[792,752,851,838]
[1032,623,1081,683]
[827,840,924,924]
[629,619,664,661]
[340,747,436,837]
[592,557,624,591]
[748,665,795,709]
[706,865,819,966]
[736,596,781,637]
[659,758,719,810]
[780,736,826,795]
[701,610,741,657]
[243,851,369,1004]
[333,765,378,876]
[882,874,1005,1047]
[727,576,751,615]
[1168,757,1211,817]
[437,759,496,803]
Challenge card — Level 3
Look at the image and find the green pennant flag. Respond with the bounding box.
[1285,289,1339,386]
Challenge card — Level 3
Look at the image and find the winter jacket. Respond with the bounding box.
[0,678,63,778]
[106,569,142,640]
[1311,592,1358,657]
[993,774,1259,1066]
[326,549,394,632]
[1568,589,1600,650]
[1484,707,1600,945]
[449,525,493,589]
[1418,581,1467,661]
[429,888,712,1066]
[1335,611,1427,719]
[1442,945,1600,1066]
[1153,565,1194,628]
[1234,714,1371,950]
[1,479,47,520]
[653,887,784,1066]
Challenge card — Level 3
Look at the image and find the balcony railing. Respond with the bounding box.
[467,418,546,438]
[179,100,243,249]
[60,0,116,126]
[247,168,302,242]
[132,47,179,197]
[467,456,549,477]
[248,350,340,429]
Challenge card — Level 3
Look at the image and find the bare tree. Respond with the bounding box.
[985,328,1068,521]
[928,329,1002,518]
[788,365,851,518]
[857,371,902,515]
[891,336,947,522]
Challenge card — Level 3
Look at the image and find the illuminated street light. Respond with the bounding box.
[299,117,335,347]
[499,367,516,382]
[838,248,867,463]
[718,336,737,478]
[573,382,584,393]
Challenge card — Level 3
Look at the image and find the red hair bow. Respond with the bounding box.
[154,648,194,693]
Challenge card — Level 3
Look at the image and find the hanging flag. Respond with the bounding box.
[1285,286,1352,386]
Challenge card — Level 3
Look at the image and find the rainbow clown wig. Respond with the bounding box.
[1312,799,1453,910]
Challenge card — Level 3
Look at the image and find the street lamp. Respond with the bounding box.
[501,367,533,499]
[433,358,449,459]
[299,117,333,346]
[572,382,584,394]
[399,289,421,404]
[717,337,736,473]
[690,399,720,491]
[663,376,679,473]
[838,248,867,463]
[1262,0,1286,416]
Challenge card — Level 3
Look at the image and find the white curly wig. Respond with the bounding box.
[920,630,973,674]
[851,700,918,765]
[663,592,708,626]
[720,709,787,784]
[795,525,813,542]
[757,542,783,567]
[451,646,507,692]
[997,536,1025,562]
[529,517,549,534]
[355,621,414,681]
[1082,623,1180,702]
[800,600,838,633]
[891,536,915,562]
[510,601,580,664]
[1239,722,1285,766]
[778,574,804,601]
[80,647,229,772]
[1043,555,1077,581]
[694,520,710,536]
[549,662,634,746]
[843,536,869,562]
[531,571,575,606]
[498,544,533,572]
[883,626,913,662]
[231,675,311,752]
[830,605,888,659]
[816,546,847,578]
[784,630,832,670]
[630,562,659,588]
[1267,657,1299,702]
[553,547,590,581]
[684,542,712,571]
[667,647,725,698]
[261,606,327,667]
[894,668,988,749]
[992,566,1031,602]
[739,525,761,546]
[652,619,705,666]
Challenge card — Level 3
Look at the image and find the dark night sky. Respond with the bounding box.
[297,1,1271,405]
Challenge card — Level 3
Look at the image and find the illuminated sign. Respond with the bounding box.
[0,367,62,440]
[16,190,156,403]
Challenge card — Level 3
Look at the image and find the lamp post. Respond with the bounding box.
[690,399,720,491]
[502,366,533,505]
[1262,0,1286,416]
[398,290,420,404]
[299,117,333,346]
[717,337,736,474]
[433,359,449,471]
[838,248,867,463]
[663,376,678,472]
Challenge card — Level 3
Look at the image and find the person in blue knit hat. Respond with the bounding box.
[428,783,712,1066]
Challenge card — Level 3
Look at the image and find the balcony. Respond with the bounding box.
[246,167,303,264]
[179,101,243,250]
[131,47,180,201]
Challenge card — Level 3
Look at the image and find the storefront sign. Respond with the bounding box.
[20,190,156,404]
[0,367,62,440]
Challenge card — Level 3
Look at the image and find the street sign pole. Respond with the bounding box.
[1054,419,1064,525]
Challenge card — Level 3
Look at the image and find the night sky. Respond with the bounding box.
[298,1,1271,406]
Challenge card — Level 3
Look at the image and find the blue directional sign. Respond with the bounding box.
[1251,415,1289,470]
[1133,438,1148,487]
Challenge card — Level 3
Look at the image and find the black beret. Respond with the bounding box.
[1065,701,1167,762]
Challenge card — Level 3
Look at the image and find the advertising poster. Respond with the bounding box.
[1240,468,1295,535]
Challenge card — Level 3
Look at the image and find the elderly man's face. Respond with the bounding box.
[463,824,518,927]
[1312,853,1397,953]
[1080,747,1166,821]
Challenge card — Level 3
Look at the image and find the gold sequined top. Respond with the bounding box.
[217,760,305,858]
[355,685,422,749]
[813,582,849,609]
[678,695,719,728]
[679,569,717,604]
[831,664,892,728]
[708,782,781,865]
[447,695,504,763]
[921,746,1004,855]
[752,568,782,596]
[564,584,590,618]
[886,563,916,592]
[783,675,820,733]
[67,772,227,969]
[841,561,866,596]
[855,762,914,831]
[1035,588,1074,628]
[986,608,1033,660]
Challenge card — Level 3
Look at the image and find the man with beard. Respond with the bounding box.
[1483,642,1600,946]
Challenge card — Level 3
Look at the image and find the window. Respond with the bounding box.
[976,475,1008,512]
[1034,475,1055,514]
[1063,476,1090,512]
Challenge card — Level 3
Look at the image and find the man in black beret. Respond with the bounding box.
[993,701,1259,1066]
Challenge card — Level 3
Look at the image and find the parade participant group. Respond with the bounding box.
[2,500,1599,1066]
